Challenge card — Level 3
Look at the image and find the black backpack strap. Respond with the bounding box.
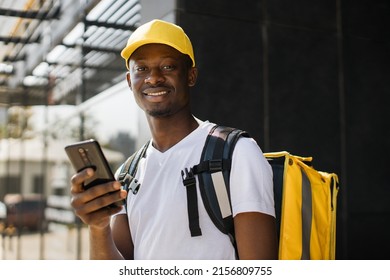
[196,125,249,233]
[118,140,150,210]
[181,167,202,237]
[183,124,249,248]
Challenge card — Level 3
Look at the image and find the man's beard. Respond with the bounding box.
[147,107,172,118]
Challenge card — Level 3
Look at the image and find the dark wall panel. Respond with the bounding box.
[178,0,262,21]
[267,0,337,30]
[342,0,390,41]
[345,37,390,209]
[267,25,340,172]
[344,35,390,259]
[341,0,390,260]
[179,7,266,146]
[177,0,390,259]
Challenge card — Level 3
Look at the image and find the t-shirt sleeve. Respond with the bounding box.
[230,137,275,218]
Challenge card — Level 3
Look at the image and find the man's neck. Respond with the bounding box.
[147,114,199,153]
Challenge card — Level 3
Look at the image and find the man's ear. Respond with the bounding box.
[188,67,198,87]
[126,72,132,89]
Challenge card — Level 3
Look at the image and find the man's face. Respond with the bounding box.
[127,44,197,118]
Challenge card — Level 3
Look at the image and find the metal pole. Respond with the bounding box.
[37,12,56,261]
[38,89,49,260]
[261,0,270,152]
[16,104,27,260]
[74,0,88,260]
[336,0,348,260]
[3,98,11,260]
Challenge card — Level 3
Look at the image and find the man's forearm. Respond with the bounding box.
[89,226,124,260]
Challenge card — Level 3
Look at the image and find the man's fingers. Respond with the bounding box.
[85,180,122,198]
[71,180,125,211]
[70,168,94,193]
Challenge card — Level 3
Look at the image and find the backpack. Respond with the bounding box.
[264,151,339,259]
[118,125,339,260]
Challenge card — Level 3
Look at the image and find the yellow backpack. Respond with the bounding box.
[264,151,339,259]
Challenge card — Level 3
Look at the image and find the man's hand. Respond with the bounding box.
[70,168,127,229]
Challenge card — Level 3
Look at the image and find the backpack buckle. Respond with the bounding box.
[119,173,141,194]
[208,159,223,172]
[181,168,196,188]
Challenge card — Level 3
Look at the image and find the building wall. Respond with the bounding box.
[176,0,390,259]
[0,139,124,200]
[0,161,46,199]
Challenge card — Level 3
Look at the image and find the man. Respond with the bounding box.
[70,19,277,260]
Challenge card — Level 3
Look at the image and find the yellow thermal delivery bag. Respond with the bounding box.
[264,151,339,260]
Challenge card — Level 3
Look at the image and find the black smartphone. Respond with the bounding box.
[65,139,124,206]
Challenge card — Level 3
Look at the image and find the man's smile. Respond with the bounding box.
[143,90,168,96]
[143,87,170,97]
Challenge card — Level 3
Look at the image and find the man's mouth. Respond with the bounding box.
[144,90,167,96]
[143,87,169,96]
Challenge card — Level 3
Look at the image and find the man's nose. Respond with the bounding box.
[145,69,165,85]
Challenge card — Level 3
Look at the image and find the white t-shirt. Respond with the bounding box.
[116,120,275,260]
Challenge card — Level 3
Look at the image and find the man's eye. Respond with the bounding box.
[135,66,147,72]
[162,65,175,70]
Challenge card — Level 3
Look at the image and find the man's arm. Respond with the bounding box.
[112,214,134,260]
[89,225,124,259]
[87,214,133,260]
[234,211,278,260]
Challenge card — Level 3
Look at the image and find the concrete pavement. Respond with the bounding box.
[1,223,90,260]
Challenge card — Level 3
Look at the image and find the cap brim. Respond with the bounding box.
[121,40,195,69]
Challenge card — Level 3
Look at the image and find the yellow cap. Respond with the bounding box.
[121,19,195,69]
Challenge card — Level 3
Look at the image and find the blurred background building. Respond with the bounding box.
[0,0,388,259]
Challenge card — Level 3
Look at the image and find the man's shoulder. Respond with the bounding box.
[198,122,260,157]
